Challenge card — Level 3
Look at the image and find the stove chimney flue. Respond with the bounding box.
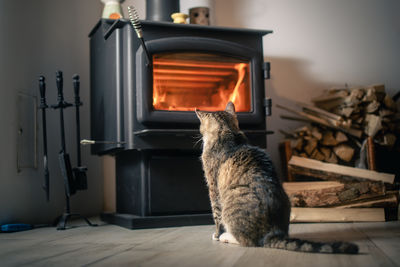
[146,0,179,22]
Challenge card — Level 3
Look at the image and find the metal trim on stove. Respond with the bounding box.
[133,129,273,137]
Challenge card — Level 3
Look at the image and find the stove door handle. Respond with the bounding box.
[263,62,271,79]
[264,98,272,117]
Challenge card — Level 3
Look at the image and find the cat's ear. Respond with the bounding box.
[225,102,236,116]
[195,108,203,120]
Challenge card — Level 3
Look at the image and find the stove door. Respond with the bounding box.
[136,37,265,126]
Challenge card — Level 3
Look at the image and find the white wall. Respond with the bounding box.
[0,0,103,224]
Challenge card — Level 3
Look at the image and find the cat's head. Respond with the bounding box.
[195,102,240,138]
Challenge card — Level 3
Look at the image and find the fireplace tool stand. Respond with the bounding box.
[52,71,97,230]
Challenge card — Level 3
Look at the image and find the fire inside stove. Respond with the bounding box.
[152,52,252,112]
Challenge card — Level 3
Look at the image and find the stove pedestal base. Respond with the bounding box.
[100,212,213,229]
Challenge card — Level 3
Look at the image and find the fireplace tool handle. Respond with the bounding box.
[39,76,50,202]
[73,74,82,165]
[72,74,88,191]
[128,5,152,67]
[80,139,126,145]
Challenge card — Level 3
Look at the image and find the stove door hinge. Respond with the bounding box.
[263,62,271,79]
[264,98,272,116]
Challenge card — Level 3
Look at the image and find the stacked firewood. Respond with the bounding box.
[278,84,400,222]
[279,84,400,166]
[286,125,356,165]
[311,84,399,147]
[283,156,397,222]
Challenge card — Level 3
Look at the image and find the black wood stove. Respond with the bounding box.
[89,19,272,229]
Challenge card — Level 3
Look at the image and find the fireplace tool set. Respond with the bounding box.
[38,71,97,230]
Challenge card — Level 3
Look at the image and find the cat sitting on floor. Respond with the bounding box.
[195,102,358,254]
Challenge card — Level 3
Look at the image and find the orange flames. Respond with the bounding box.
[152,53,251,112]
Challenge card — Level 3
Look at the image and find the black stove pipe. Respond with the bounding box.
[146,0,179,22]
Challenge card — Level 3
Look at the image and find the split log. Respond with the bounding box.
[276,104,362,138]
[293,137,304,151]
[283,181,385,208]
[362,87,378,102]
[333,144,354,162]
[339,107,354,118]
[310,149,325,161]
[288,156,395,184]
[344,88,364,106]
[321,131,338,146]
[325,150,339,164]
[298,102,343,122]
[320,147,331,159]
[294,125,311,136]
[333,193,398,208]
[280,115,310,123]
[366,100,380,113]
[364,114,382,137]
[304,138,318,156]
[290,207,385,222]
[335,131,348,143]
[311,127,323,140]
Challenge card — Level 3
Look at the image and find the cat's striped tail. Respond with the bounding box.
[263,237,359,254]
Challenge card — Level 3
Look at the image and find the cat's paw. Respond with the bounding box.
[212,232,220,241]
[219,232,239,245]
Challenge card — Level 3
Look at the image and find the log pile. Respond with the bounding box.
[284,125,356,164]
[278,84,400,222]
[311,84,400,146]
[284,156,398,222]
[279,84,400,166]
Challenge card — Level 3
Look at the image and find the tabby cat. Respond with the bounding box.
[195,102,358,254]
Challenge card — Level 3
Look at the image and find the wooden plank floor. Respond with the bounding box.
[1,219,399,267]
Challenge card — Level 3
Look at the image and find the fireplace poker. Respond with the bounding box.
[52,71,75,199]
[128,5,152,67]
[38,76,50,202]
[72,74,88,191]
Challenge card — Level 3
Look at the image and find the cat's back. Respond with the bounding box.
[218,144,278,190]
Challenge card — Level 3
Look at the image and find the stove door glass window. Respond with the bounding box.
[152,52,251,112]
